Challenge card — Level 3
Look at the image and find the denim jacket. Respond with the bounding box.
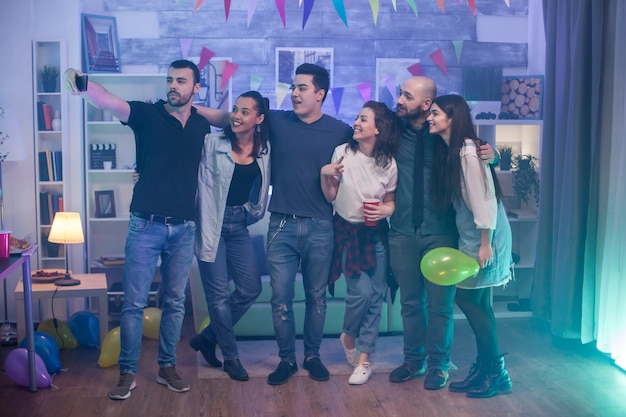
[195,132,271,262]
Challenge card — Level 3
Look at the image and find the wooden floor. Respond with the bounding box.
[1,316,625,417]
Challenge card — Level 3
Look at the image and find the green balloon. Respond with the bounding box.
[420,247,480,286]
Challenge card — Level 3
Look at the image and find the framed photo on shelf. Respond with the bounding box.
[275,47,333,109]
[95,190,116,218]
[500,76,543,119]
[81,14,121,73]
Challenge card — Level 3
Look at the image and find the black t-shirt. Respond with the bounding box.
[125,100,210,220]
[226,161,261,206]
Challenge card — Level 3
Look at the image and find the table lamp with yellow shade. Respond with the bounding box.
[48,212,84,286]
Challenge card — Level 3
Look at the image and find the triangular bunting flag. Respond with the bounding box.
[467,0,476,15]
[194,0,204,12]
[407,62,422,76]
[384,75,398,103]
[250,73,263,91]
[198,47,215,72]
[369,0,379,25]
[333,0,349,27]
[179,0,184,6]
[224,0,232,21]
[504,0,510,7]
[276,0,287,27]
[391,0,397,11]
[179,38,192,60]
[452,40,464,64]
[248,0,259,27]
[276,82,291,107]
[405,0,418,17]
[429,48,448,76]
[330,87,344,115]
[436,0,445,13]
[356,83,371,103]
[302,0,315,30]
[220,61,239,89]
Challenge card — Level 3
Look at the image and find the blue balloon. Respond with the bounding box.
[67,311,100,348]
[19,331,62,375]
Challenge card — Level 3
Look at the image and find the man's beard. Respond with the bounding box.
[167,91,193,107]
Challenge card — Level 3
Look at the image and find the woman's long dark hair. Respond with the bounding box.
[223,90,270,157]
[346,100,400,168]
[431,94,503,211]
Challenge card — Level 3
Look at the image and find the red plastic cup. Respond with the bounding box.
[363,199,380,227]
[0,230,10,259]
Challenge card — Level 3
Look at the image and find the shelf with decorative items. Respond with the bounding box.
[83,73,165,274]
[33,40,68,269]
[474,119,542,317]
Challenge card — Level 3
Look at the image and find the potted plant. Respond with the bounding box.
[497,145,513,171]
[511,153,540,207]
[39,65,60,92]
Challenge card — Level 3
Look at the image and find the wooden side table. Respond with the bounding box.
[14,273,109,345]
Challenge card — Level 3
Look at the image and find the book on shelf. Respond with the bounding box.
[100,255,125,266]
[38,150,63,181]
[37,101,46,131]
[90,143,117,169]
[42,103,53,130]
[39,191,62,225]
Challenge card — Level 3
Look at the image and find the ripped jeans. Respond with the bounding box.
[266,212,334,364]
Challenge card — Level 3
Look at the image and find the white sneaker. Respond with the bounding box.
[348,362,372,385]
[340,333,358,367]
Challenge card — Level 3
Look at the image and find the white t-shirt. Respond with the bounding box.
[331,144,398,224]
[459,139,497,230]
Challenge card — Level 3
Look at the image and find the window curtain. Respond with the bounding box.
[536,0,626,369]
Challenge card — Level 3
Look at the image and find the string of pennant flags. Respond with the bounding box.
[183,0,511,28]
[187,42,464,115]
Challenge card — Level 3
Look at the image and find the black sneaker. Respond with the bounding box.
[303,357,329,381]
[389,363,426,383]
[424,368,449,390]
[267,361,298,385]
[189,333,222,368]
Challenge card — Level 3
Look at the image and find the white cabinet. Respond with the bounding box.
[475,120,542,317]
[83,74,165,273]
[32,40,68,269]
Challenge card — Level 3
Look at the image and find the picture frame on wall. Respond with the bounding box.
[375,58,420,111]
[81,14,121,73]
[275,47,333,109]
[189,57,233,113]
[500,75,543,120]
[95,190,116,218]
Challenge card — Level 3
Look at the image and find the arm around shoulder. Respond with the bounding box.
[193,104,230,129]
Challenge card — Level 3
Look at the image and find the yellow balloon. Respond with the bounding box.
[98,326,121,368]
[420,247,480,286]
[37,318,78,349]
[198,315,211,333]
[142,307,162,340]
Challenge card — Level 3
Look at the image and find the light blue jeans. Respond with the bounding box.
[197,206,262,360]
[119,214,196,374]
[266,213,333,364]
[342,240,387,354]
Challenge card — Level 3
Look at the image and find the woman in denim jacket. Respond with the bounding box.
[428,94,513,399]
[190,91,270,381]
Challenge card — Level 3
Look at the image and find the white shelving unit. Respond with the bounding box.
[32,40,68,270]
[83,74,165,279]
[475,120,542,318]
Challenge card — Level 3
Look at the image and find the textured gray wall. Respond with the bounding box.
[105,0,528,121]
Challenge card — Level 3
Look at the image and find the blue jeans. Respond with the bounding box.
[266,213,333,363]
[119,214,196,374]
[388,229,457,371]
[197,206,262,360]
[342,240,387,354]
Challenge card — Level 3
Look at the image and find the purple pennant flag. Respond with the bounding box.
[330,87,344,115]
[302,0,314,30]
[179,38,192,59]
[356,83,371,103]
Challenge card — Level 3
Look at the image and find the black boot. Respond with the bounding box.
[467,355,512,398]
[449,359,484,393]
[189,334,222,368]
[224,359,249,381]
